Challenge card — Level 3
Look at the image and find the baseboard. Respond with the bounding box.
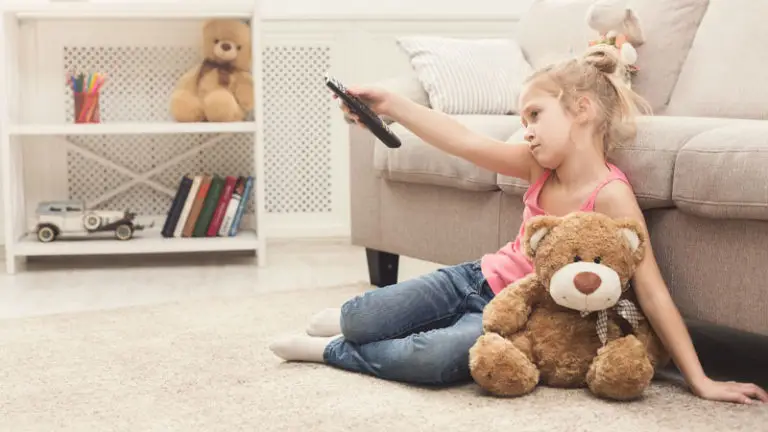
[265,221,350,238]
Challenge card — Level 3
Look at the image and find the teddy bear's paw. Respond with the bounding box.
[482,307,529,338]
[586,335,653,401]
[482,292,531,337]
[170,90,205,123]
[234,75,255,111]
[469,333,539,397]
[203,89,245,122]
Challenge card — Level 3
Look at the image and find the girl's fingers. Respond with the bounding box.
[725,391,753,404]
[740,383,768,403]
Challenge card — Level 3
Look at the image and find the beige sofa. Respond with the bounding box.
[349,0,768,337]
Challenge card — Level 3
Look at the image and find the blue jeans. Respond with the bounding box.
[323,259,495,385]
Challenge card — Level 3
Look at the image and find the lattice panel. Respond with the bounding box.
[62,46,255,217]
[63,46,200,122]
[263,45,333,213]
[66,134,255,216]
[61,43,336,218]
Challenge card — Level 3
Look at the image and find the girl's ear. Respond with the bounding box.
[575,95,595,124]
[523,215,562,258]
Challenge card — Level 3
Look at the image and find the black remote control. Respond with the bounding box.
[325,74,402,149]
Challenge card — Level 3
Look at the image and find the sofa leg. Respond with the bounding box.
[366,248,399,287]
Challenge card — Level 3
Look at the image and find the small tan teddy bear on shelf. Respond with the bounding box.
[170,19,254,123]
[469,212,669,401]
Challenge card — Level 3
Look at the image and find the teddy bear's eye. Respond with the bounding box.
[573,255,582,262]
[237,45,242,51]
[593,257,602,264]
[214,39,220,44]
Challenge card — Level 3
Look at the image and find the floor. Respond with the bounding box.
[0,237,766,389]
[0,237,441,320]
[2,277,763,431]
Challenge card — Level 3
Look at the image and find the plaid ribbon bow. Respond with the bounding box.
[581,299,644,346]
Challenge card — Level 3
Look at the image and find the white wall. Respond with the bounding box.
[260,0,533,18]
[13,0,535,18]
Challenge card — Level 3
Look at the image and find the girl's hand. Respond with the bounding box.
[692,377,768,404]
[333,85,394,126]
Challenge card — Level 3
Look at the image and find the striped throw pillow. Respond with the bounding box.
[396,36,533,115]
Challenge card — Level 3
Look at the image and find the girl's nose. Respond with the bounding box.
[524,128,534,142]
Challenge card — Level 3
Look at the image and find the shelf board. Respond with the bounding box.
[1,2,256,20]
[8,121,257,136]
[13,229,259,257]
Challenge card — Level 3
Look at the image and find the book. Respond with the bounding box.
[159,173,254,239]
[218,176,245,236]
[229,176,253,236]
[182,174,211,237]
[161,175,193,238]
[206,176,237,237]
[192,175,225,237]
[174,175,202,238]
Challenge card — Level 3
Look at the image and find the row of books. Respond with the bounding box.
[161,174,254,238]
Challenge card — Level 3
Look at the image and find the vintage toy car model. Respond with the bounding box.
[34,200,152,242]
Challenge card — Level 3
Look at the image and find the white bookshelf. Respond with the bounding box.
[0,1,266,273]
[14,228,260,256]
[2,1,256,19]
[9,121,258,136]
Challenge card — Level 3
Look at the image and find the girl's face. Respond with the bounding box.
[518,83,578,169]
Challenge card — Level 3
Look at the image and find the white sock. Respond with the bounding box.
[306,308,342,337]
[269,334,339,363]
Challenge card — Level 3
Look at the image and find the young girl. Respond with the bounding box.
[271,45,767,405]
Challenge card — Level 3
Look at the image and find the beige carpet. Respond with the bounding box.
[0,283,765,431]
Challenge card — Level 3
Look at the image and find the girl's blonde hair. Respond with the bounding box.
[524,44,651,153]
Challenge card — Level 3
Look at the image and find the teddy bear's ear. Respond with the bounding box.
[523,215,562,258]
[615,218,646,262]
[622,9,645,45]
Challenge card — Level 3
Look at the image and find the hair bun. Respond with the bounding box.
[581,45,621,75]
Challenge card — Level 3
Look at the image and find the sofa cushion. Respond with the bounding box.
[515,0,594,69]
[515,0,709,113]
[498,116,729,211]
[665,0,768,120]
[395,36,533,115]
[374,116,521,191]
[673,120,768,221]
[610,116,733,210]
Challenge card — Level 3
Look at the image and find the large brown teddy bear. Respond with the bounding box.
[170,19,253,122]
[469,212,669,401]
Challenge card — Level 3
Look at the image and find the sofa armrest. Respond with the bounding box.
[342,72,430,125]
[349,125,383,250]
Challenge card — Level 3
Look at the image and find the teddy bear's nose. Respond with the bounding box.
[573,272,601,295]
[221,42,232,51]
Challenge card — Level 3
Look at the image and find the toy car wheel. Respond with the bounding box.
[115,223,133,241]
[37,225,57,243]
[83,213,101,230]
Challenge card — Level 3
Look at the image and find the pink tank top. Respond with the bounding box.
[481,163,631,295]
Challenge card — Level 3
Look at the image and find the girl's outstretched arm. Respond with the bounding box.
[336,86,541,183]
[596,181,768,405]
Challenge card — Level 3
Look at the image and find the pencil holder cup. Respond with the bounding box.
[74,91,101,123]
